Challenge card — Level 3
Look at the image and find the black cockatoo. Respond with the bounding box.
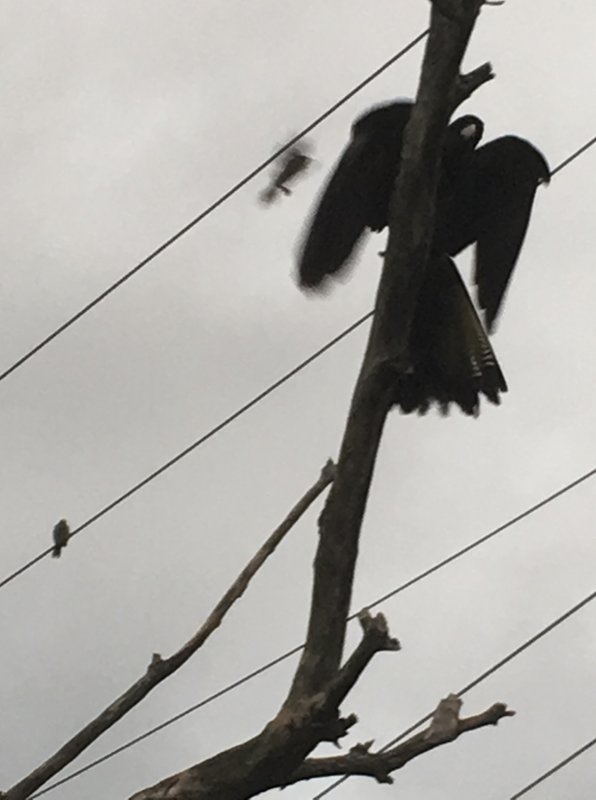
[297,100,549,415]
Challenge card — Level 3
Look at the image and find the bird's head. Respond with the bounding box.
[448,115,484,149]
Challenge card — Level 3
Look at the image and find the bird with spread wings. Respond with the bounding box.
[296,100,549,416]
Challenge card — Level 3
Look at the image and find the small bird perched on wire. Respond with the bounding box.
[259,142,313,204]
[52,518,71,558]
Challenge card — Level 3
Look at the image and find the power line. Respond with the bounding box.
[509,735,596,798]
[550,133,596,177]
[1,131,594,592]
[364,465,596,612]
[0,311,372,591]
[3,54,591,396]
[313,584,596,799]
[0,30,428,386]
[30,646,305,798]
[3,22,595,800]
[28,465,596,797]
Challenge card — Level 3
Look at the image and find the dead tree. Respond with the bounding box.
[1,3,514,799]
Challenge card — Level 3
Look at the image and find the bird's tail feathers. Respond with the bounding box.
[393,255,507,416]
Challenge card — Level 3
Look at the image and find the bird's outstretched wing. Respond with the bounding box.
[297,101,412,289]
[447,136,550,331]
[297,135,372,288]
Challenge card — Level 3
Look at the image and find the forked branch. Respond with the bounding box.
[283,697,514,787]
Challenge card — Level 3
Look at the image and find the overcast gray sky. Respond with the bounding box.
[2,1,596,798]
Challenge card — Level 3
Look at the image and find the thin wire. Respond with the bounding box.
[366,465,596,611]
[29,646,305,798]
[6,111,596,800]
[2,132,595,592]
[549,134,596,177]
[509,735,596,798]
[313,585,596,799]
[0,30,428,386]
[2,13,595,796]
[28,465,596,797]
[2,60,591,395]
[0,311,373,591]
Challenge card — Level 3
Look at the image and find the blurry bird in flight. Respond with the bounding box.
[52,518,71,558]
[259,141,313,205]
[297,100,549,416]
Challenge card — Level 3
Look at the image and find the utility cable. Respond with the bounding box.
[313,584,596,798]
[0,31,428,385]
[550,133,596,177]
[2,133,595,591]
[3,20,596,800]
[28,472,596,797]
[0,311,372,590]
[509,734,596,798]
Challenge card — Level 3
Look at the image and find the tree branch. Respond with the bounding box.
[284,698,515,787]
[324,610,400,711]
[286,0,490,709]
[271,611,400,752]
[450,62,494,108]
[124,4,498,798]
[129,607,400,800]
[10,5,501,799]
[3,461,335,800]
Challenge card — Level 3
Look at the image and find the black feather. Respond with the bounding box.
[393,256,507,416]
[298,102,412,288]
[296,100,548,414]
[441,135,550,331]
